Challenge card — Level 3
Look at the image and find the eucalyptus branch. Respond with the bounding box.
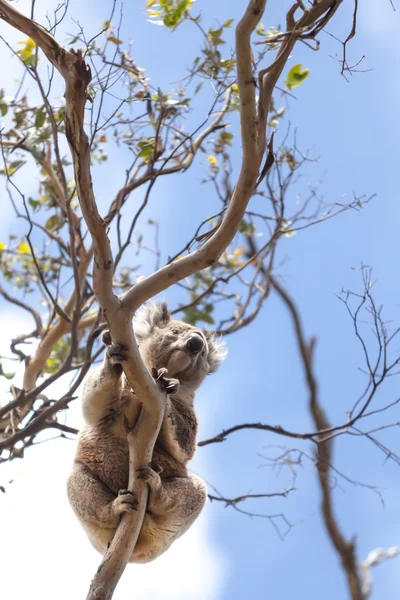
[272,277,363,600]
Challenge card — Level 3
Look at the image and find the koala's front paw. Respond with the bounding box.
[113,489,139,516]
[152,367,180,396]
[103,331,129,365]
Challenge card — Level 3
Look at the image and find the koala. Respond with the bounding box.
[67,301,226,563]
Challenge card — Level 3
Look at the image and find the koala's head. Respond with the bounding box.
[133,301,226,396]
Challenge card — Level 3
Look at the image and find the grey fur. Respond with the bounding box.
[67,301,226,563]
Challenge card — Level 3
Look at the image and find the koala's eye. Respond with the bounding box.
[171,328,180,335]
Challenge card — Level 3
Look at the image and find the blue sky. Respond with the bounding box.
[1,1,400,599]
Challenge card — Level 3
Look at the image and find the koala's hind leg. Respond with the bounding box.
[67,463,137,554]
[131,473,207,563]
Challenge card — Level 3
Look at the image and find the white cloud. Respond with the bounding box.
[0,438,226,600]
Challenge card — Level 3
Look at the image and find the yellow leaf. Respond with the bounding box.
[231,83,239,93]
[19,38,36,60]
[18,241,30,254]
[230,260,245,268]
[0,242,5,250]
[107,36,123,45]
[208,154,218,166]
[99,134,107,142]
[18,38,36,50]
[233,245,246,257]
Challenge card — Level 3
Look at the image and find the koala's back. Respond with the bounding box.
[75,427,130,493]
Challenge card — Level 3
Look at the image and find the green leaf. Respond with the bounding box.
[220,131,234,145]
[45,215,61,231]
[208,27,225,46]
[0,360,15,380]
[183,306,215,326]
[43,337,71,374]
[194,81,203,95]
[285,64,309,89]
[0,160,25,177]
[28,197,40,211]
[147,0,194,29]
[0,104,8,116]
[137,138,156,162]
[163,11,181,27]
[35,107,46,128]
[220,59,236,73]
[239,220,256,236]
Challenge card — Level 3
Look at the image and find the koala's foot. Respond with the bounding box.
[112,489,139,517]
[102,331,129,365]
[137,466,170,514]
[152,367,180,396]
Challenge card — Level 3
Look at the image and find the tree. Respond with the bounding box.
[0,1,398,599]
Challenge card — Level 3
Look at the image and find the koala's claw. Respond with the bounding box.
[102,331,112,346]
[102,331,129,364]
[136,466,170,513]
[165,380,179,395]
[152,367,180,396]
[106,343,129,365]
[116,489,138,512]
[136,466,161,485]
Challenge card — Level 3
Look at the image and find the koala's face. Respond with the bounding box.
[133,302,226,391]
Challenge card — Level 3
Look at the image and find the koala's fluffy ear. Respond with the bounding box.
[204,331,227,373]
[133,301,171,340]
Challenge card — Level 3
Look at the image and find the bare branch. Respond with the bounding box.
[272,277,364,600]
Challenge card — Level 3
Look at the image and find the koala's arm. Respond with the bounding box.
[81,357,124,428]
[159,397,198,462]
[81,332,137,427]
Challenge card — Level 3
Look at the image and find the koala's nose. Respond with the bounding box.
[186,333,204,354]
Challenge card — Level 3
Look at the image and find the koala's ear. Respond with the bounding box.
[133,301,171,339]
[204,331,227,373]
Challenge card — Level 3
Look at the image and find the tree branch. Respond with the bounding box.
[271,277,364,600]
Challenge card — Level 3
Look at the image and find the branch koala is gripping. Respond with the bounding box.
[67,302,226,563]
